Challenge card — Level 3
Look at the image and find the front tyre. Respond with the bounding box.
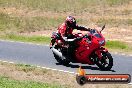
[95,52,113,71]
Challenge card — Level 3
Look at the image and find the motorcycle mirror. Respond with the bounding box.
[100,25,105,33]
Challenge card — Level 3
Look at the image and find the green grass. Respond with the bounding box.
[0,76,62,88]
[106,41,132,53]
[0,34,51,44]
[106,41,128,49]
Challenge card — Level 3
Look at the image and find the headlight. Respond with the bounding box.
[99,40,105,45]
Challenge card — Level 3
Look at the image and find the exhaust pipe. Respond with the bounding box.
[52,47,63,58]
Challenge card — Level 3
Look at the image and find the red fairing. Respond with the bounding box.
[75,37,98,64]
[75,38,95,64]
[74,29,106,64]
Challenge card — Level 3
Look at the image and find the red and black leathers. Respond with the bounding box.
[58,23,90,37]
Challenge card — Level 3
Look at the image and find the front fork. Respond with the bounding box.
[50,39,56,48]
[95,47,108,60]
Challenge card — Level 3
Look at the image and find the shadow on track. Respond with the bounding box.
[56,63,116,72]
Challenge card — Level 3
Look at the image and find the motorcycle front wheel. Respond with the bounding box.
[95,52,113,71]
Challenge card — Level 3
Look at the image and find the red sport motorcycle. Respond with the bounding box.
[50,25,113,70]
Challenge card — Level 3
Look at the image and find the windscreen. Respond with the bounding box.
[90,29,102,38]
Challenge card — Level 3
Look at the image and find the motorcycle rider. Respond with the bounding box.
[58,16,91,39]
[57,16,91,60]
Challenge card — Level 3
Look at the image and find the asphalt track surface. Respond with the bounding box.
[0,40,132,80]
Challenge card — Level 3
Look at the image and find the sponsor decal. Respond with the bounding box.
[76,66,131,85]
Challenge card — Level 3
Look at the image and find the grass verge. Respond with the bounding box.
[0,76,62,88]
[0,61,70,88]
[106,40,132,53]
[0,34,51,44]
[106,41,132,54]
[105,40,128,49]
[0,61,71,88]
[105,40,132,53]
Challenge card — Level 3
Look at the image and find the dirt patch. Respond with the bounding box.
[0,7,27,17]
[102,27,132,43]
[0,7,68,17]
[20,30,53,37]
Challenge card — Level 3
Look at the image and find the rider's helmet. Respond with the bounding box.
[65,16,76,28]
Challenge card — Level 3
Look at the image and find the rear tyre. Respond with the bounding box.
[95,52,113,71]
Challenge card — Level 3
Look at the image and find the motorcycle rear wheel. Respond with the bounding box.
[95,52,113,71]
